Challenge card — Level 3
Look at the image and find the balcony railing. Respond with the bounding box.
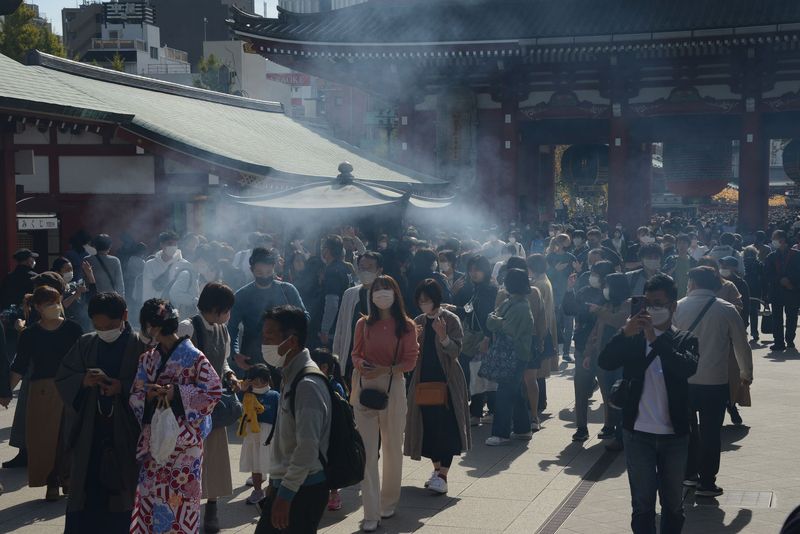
[163,47,188,63]
[91,38,146,51]
[146,64,191,75]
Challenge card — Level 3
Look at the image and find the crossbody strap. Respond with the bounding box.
[359,330,401,393]
[687,297,716,334]
[95,255,116,288]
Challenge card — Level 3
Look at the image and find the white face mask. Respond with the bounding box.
[719,268,732,278]
[508,237,517,244]
[163,246,178,257]
[589,274,601,289]
[97,326,123,344]
[439,262,451,273]
[251,384,271,395]
[262,338,288,368]
[358,270,377,286]
[643,259,661,271]
[372,289,395,310]
[84,244,97,256]
[419,301,435,315]
[647,306,671,326]
[603,287,611,300]
[772,240,782,249]
[62,271,74,283]
[574,239,584,248]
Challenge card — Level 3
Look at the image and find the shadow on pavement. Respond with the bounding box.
[763,348,799,362]
[721,424,750,452]
[685,505,753,533]
[0,498,66,528]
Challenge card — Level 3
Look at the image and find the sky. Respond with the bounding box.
[30,0,278,36]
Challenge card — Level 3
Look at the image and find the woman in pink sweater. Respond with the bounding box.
[351,275,419,532]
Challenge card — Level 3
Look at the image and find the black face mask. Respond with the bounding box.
[255,276,274,287]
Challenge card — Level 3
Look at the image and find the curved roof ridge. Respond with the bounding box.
[29,51,284,114]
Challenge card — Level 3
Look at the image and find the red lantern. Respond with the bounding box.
[561,144,609,185]
[662,139,731,197]
[782,139,800,184]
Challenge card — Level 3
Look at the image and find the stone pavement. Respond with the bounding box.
[1,340,797,533]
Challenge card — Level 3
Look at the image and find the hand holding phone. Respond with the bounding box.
[630,296,646,317]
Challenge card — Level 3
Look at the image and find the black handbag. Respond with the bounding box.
[609,297,714,410]
[760,310,774,334]
[359,337,400,411]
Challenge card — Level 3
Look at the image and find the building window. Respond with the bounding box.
[109,30,119,39]
[150,47,158,59]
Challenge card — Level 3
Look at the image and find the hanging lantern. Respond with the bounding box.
[782,139,800,183]
[560,144,609,185]
[0,0,22,16]
[662,139,731,197]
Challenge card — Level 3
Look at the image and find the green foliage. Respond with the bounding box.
[110,52,125,72]
[194,54,232,94]
[0,4,65,62]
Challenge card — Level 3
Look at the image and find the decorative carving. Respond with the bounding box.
[519,90,609,120]
[764,90,800,113]
[628,87,741,117]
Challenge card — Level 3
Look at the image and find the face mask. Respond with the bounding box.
[378,241,388,250]
[358,270,377,286]
[439,262,451,273]
[251,384,271,395]
[549,231,556,237]
[262,338,288,368]
[508,237,517,244]
[574,239,584,247]
[372,289,395,310]
[97,326,123,344]
[431,262,438,272]
[420,301,435,315]
[255,276,274,287]
[163,246,178,257]
[640,236,654,244]
[603,287,611,300]
[773,240,782,248]
[589,274,601,289]
[84,244,97,256]
[41,304,63,320]
[647,306,671,326]
[643,259,661,271]
[62,271,74,283]
[719,269,732,278]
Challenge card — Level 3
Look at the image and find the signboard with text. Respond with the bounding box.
[18,218,59,230]
[266,73,311,86]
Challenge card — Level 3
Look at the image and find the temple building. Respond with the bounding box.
[230,0,800,231]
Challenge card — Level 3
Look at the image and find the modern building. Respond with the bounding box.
[202,40,271,100]
[63,3,104,60]
[0,50,441,270]
[231,0,800,232]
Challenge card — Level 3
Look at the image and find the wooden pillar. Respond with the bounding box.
[1,129,17,272]
[499,97,520,222]
[397,100,414,169]
[607,113,628,228]
[738,102,768,233]
[629,142,653,228]
[538,146,555,223]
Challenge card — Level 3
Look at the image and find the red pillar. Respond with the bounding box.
[1,129,17,272]
[499,97,520,222]
[738,106,768,233]
[608,113,651,230]
[607,115,628,228]
[538,146,555,223]
[629,142,653,228]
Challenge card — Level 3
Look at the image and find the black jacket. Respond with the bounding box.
[764,248,800,304]
[598,329,699,436]
[0,265,36,310]
[562,286,605,351]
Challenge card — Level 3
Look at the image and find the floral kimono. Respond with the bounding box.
[129,338,222,534]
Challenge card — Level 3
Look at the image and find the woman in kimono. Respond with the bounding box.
[129,299,222,534]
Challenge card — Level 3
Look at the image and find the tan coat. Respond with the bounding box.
[717,281,746,404]
[404,309,471,461]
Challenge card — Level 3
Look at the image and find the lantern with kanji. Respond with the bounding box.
[662,138,731,197]
[560,144,609,185]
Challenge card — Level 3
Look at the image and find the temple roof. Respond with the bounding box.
[231,0,800,46]
[0,52,443,187]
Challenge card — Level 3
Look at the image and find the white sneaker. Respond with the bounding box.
[427,476,448,495]
[245,476,254,487]
[480,413,494,423]
[423,470,438,488]
[470,416,481,427]
[485,436,510,446]
[380,509,395,519]
[362,520,380,532]
[511,431,533,441]
[246,489,264,505]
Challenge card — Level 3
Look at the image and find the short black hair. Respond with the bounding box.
[572,230,586,240]
[414,278,443,308]
[719,232,735,246]
[159,231,178,244]
[639,243,663,259]
[773,229,788,242]
[466,254,492,279]
[688,266,722,292]
[644,273,678,302]
[263,305,308,348]
[506,256,527,271]
[323,234,344,260]
[92,233,112,252]
[88,292,127,319]
[590,260,615,278]
[197,282,235,314]
[52,257,71,273]
[438,249,457,264]
[504,268,531,295]
[526,253,547,274]
[358,251,383,269]
[245,363,272,384]
[140,298,179,335]
[249,247,276,267]
[676,234,691,245]
[587,229,601,239]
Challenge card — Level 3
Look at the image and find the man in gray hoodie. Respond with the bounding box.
[256,305,331,534]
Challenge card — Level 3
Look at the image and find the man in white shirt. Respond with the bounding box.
[141,231,192,302]
[599,274,700,534]
[674,266,753,498]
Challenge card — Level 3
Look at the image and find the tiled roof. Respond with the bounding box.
[0,52,442,186]
[231,0,800,45]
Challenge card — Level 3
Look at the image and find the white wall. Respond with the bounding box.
[59,155,155,194]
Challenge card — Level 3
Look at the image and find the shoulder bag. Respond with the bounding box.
[477,300,525,383]
[609,297,715,410]
[359,335,400,410]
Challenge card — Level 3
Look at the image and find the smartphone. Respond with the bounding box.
[87,368,105,376]
[630,296,646,317]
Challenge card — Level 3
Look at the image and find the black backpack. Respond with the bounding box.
[277,366,366,490]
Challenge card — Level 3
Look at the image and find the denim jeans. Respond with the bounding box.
[598,366,623,441]
[686,383,729,488]
[491,361,530,438]
[623,430,689,534]
[573,350,595,431]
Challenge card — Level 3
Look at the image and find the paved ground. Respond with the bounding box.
[1,339,797,533]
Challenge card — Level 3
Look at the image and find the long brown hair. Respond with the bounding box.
[365,275,413,338]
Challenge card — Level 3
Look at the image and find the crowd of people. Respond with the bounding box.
[1,211,800,533]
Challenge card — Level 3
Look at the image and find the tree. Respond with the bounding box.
[194,54,232,94]
[0,3,65,63]
[110,52,125,72]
